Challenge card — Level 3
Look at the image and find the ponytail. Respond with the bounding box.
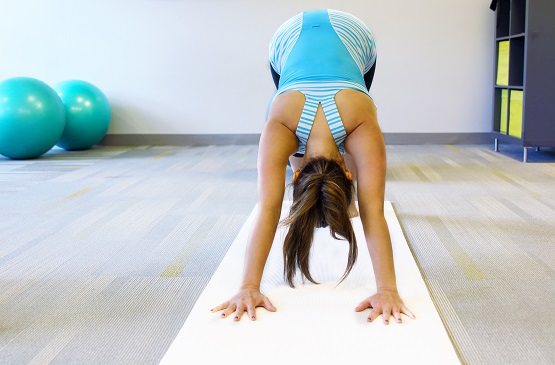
[281,157,357,287]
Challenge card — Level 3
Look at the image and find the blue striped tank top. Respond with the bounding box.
[269,9,377,155]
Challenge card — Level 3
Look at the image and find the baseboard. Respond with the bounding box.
[100,134,261,146]
[99,133,493,146]
[383,133,492,145]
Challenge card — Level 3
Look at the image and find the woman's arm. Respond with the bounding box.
[241,120,297,289]
[344,98,415,324]
[212,117,298,321]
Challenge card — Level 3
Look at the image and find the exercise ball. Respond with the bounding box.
[0,77,66,159]
[53,80,111,150]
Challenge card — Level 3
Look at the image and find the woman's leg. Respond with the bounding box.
[342,153,359,217]
[266,63,281,121]
[363,58,377,91]
[270,62,280,89]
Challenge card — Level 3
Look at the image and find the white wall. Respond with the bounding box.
[0,0,495,135]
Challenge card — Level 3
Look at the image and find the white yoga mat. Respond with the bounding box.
[161,202,460,364]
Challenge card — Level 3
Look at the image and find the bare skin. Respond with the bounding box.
[211,89,415,324]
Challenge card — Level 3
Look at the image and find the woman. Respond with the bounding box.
[212,9,415,325]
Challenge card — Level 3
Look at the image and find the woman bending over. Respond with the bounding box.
[212,9,415,325]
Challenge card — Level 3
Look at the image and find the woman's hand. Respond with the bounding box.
[355,289,415,324]
[211,286,277,321]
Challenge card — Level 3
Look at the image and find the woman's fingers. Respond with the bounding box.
[220,303,237,319]
[210,301,229,313]
[401,305,416,320]
[381,308,391,325]
[366,308,380,322]
[354,300,371,312]
[393,309,402,323]
[233,304,245,321]
[214,293,277,321]
[365,305,413,324]
[358,292,415,324]
[262,297,277,312]
[246,303,256,321]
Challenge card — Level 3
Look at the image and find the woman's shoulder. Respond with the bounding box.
[333,89,378,135]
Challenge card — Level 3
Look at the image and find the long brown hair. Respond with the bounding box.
[281,157,357,287]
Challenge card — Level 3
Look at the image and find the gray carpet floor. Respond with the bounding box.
[0,144,554,365]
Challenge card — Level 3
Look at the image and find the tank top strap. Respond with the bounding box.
[294,90,347,155]
[320,94,347,153]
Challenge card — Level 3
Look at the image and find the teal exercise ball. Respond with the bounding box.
[53,80,111,151]
[0,77,66,160]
